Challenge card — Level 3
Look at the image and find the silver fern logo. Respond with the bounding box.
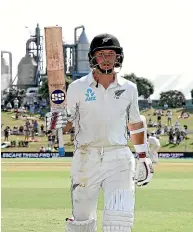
[114,89,126,99]
[102,37,111,44]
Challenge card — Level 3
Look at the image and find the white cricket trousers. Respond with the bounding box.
[70,145,136,232]
[150,150,159,163]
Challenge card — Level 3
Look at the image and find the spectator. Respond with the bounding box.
[175,128,181,145]
[6,102,12,111]
[180,111,190,119]
[19,125,24,135]
[157,111,162,124]
[184,125,188,133]
[46,146,52,152]
[4,126,9,141]
[47,131,52,146]
[148,118,154,127]
[168,128,174,144]
[31,127,35,140]
[24,125,30,141]
[39,146,45,152]
[29,104,35,117]
[40,124,44,136]
[13,98,19,110]
[164,125,169,135]
[1,99,5,111]
[164,103,168,110]
[174,121,180,130]
[15,112,19,119]
[166,110,172,126]
[33,120,38,133]
[13,126,19,135]
[25,119,30,128]
[148,98,152,109]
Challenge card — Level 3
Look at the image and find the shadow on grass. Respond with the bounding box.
[162,143,179,148]
[162,143,170,147]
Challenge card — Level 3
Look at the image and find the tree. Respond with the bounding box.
[123,73,154,99]
[191,89,193,99]
[38,78,49,100]
[123,73,137,84]
[159,90,186,108]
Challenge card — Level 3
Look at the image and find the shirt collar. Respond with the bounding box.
[87,71,124,87]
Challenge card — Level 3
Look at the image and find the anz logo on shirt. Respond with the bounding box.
[85,88,96,102]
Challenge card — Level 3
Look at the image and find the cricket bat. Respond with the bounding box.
[44,26,66,157]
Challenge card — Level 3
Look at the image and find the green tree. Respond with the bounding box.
[38,78,49,100]
[123,73,154,99]
[159,90,186,108]
[123,73,137,84]
[191,89,193,99]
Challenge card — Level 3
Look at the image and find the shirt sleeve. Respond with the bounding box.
[66,83,79,123]
[128,84,142,124]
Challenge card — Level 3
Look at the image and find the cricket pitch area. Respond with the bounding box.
[2,158,193,232]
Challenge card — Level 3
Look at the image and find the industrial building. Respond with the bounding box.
[15,24,90,89]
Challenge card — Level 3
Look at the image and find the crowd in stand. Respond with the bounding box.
[147,109,189,145]
[1,96,191,151]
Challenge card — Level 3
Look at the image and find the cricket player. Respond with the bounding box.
[147,132,161,164]
[46,33,154,232]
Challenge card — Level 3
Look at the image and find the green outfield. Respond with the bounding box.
[2,158,193,232]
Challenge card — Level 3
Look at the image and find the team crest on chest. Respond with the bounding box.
[85,88,96,102]
[114,89,126,99]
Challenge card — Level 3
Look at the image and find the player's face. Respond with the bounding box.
[94,50,116,70]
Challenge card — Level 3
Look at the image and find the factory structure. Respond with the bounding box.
[1,51,12,91]
[1,24,193,100]
[1,24,91,92]
[17,24,44,88]
[63,25,91,80]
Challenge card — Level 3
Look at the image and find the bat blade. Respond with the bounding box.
[44,26,66,157]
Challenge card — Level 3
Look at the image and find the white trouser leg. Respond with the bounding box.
[71,181,100,220]
[66,148,102,232]
[102,155,136,232]
[151,150,158,163]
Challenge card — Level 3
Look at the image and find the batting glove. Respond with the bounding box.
[45,111,67,130]
[135,152,154,187]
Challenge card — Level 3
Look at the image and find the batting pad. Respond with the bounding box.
[103,189,134,232]
[104,225,131,232]
[65,218,96,232]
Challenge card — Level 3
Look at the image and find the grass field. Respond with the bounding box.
[2,158,193,232]
[1,108,193,152]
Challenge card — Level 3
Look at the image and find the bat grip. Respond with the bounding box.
[58,128,65,156]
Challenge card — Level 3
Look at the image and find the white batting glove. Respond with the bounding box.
[135,153,154,187]
[45,111,67,130]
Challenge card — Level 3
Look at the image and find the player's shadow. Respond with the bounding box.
[170,144,178,148]
[162,143,178,148]
[162,143,170,147]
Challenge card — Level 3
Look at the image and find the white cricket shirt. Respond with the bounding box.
[66,72,142,148]
[148,136,161,151]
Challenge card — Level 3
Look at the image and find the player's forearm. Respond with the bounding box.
[128,121,144,145]
[130,132,144,145]
[128,121,148,155]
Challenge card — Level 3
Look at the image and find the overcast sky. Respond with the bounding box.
[1,0,193,98]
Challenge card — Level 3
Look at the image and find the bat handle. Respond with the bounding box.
[58,128,65,156]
